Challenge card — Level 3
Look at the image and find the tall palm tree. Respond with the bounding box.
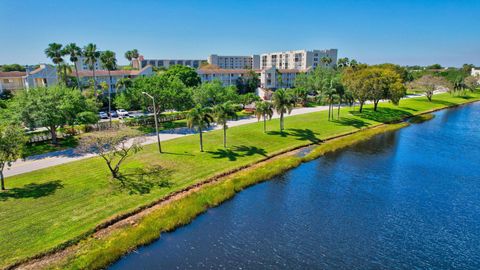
[213,101,238,148]
[131,49,139,60]
[83,43,100,96]
[272,88,294,131]
[44,43,66,84]
[255,101,274,133]
[100,50,117,127]
[187,105,214,152]
[124,50,133,65]
[63,43,83,90]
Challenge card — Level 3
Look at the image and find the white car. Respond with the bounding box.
[99,111,108,119]
[116,109,129,118]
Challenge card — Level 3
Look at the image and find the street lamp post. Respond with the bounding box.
[142,92,162,153]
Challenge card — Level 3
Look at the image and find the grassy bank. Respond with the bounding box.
[1,92,480,268]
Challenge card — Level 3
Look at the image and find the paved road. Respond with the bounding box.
[5,105,331,178]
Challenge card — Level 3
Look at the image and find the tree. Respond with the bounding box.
[462,64,475,75]
[100,50,117,127]
[115,78,133,91]
[63,43,83,90]
[83,43,100,96]
[186,105,214,152]
[13,85,95,144]
[131,49,139,60]
[213,101,238,148]
[193,80,238,107]
[44,43,66,84]
[118,74,193,114]
[407,75,451,101]
[337,57,350,69]
[1,64,26,72]
[238,93,260,109]
[236,69,260,94]
[464,76,480,91]
[342,66,370,112]
[427,64,443,70]
[321,56,333,67]
[292,87,309,106]
[77,129,143,180]
[0,124,26,190]
[162,65,201,87]
[255,101,274,133]
[272,88,295,131]
[124,50,133,65]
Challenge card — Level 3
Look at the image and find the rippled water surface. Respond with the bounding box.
[111,103,480,269]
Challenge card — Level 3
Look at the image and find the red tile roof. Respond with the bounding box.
[0,71,26,78]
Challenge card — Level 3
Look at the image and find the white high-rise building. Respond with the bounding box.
[75,55,104,71]
[208,54,260,69]
[260,49,337,70]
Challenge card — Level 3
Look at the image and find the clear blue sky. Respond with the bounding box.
[1,0,479,67]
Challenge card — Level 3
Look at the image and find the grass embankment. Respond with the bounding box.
[409,113,435,124]
[1,92,480,269]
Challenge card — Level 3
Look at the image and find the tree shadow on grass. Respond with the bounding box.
[415,98,457,107]
[351,107,413,123]
[207,145,267,161]
[0,180,63,201]
[288,129,322,143]
[331,117,371,129]
[116,165,173,195]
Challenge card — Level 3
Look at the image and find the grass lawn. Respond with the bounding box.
[22,136,79,157]
[1,92,479,268]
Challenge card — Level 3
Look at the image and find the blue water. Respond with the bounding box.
[111,103,480,270]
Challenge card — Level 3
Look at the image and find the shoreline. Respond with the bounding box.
[11,98,480,270]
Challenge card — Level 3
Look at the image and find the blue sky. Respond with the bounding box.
[1,0,479,67]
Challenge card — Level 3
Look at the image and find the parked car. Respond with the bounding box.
[109,111,118,118]
[99,111,108,119]
[116,109,129,118]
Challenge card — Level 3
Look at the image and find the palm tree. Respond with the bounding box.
[272,88,294,131]
[124,50,133,65]
[321,56,333,67]
[63,43,83,90]
[131,49,139,60]
[187,105,214,152]
[83,43,100,96]
[213,101,238,148]
[255,101,274,133]
[44,43,66,84]
[100,50,117,127]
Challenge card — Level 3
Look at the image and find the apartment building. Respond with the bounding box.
[140,57,204,69]
[0,64,58,93]
[197,69,256,86]
[76,65,153,92]
[260,49,337,70]
[75,55,105,71]
[207,54,260,69]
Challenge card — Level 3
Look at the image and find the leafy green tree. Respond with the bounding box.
[187,105,214,152]
[118,74,193,114]
[342,66,370,112]
[13,85,95,144]
[131,49,139,60]
[83,43,100,96]
[76,111,99,125]
[1,64,26,72]
[464,76,480,91]
[462,64,475,74]
[336,57,350,69]
[238,93,260,109]
[124,50,133,65]
[213,101,238,148]
[63,43,83,89]
[272,88,295,131]
[236,69,260,94]
[193,80,238,107]
[292,87,309,106]
[0,124,26,190]
[427,64,443,70]
[44,43,66,84]
[115,78,133,91]
[100,50,117,126]
[321,56,333,67]
[162,65,201,87]
[255,101,274,133]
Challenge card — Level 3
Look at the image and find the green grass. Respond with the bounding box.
[409,113,435,124]
[22,137,79,157]
[1,92,479,268]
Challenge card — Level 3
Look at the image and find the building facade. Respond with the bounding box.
[75,55,105,71]
[207,54,260,69]
[260,49,337,70]
[0,64,58,93]
[140,58,204,69]
[76,65,153,92]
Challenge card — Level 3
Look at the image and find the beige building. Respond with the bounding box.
[208,54,260,69]
[0,64,58,93]
[260,49,337,69]
[75,55,105,71]
[76,65,153,92]
[140,56,204,69]
[197,69,255,86]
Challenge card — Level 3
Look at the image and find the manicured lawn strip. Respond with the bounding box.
[1,92,479,268]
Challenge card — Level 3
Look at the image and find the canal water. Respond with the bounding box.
[110,103,480,270]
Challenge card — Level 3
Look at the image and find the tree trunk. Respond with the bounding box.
[74,63,81,90]
[280,112,284,131]
[93,66,97,97]
[337,102,341,118]
[223,125,227,148]
[199,128,203,152]
[359,101,364,113]
[50,126,58,145]
[0,169,5,191]
[263,114,267,133]
[374,100,379,111]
